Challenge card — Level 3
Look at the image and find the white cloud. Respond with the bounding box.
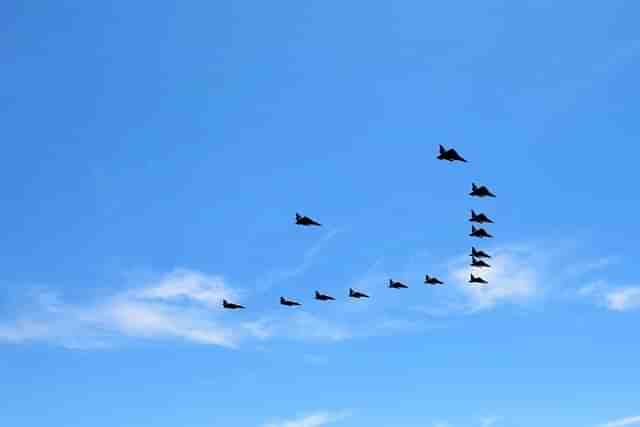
[480,416,500,427]
[0,269,250,349]
[262,411,349,427]
[604,288,640,312]
[132,269,236,307]
[449,248,540,312]
[578,282,640,312]
[597,415,640,427]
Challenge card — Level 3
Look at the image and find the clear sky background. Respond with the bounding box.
[2,2,640,427]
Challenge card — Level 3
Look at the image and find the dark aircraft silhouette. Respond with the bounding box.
[349,288,369,299]
[388,279,408,289]
[437,145,467,162]
[469,273,488,284]
[469,183,496,198]
[280,296,301,306]
[295,213,321,226]
[470,225,493,238]
[424,275,444,285]
[469,210,494,224]
[222,299,245,309]
[470,247,491,259]
[470,257,491,268]
[314,291,335,301]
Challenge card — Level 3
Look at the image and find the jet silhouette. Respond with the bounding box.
[470,225,493,238]
[222,299,245,309]
[314,291,335,301]
[437,145,467,162]
[424,275,444,285]
[469,273,488,284]
[469,210,494,224]
[470,247,491,259]
[295,213,321,226]
[470,257,491,268]
[388,279,408,289]
[349,288,369,299]
[469,183,496,198]
[280,296,302,306]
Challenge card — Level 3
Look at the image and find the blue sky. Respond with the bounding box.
[1,2,640,426]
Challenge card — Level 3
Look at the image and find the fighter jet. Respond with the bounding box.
[437,145,467,162]
[469,210,494,224]
[470,183,496,198]
[470,247,491,259]
[280,296,302,306]
[222,299,245,309]
[349,288,369,299]
[314,291,335,301]
[470,257,491,268]
[295,213,321,226]
[388,279,408,289]
[469,273,488,284]
[424,275,444,285]
[470,225,493,238]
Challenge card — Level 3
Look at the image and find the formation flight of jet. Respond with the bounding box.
[424,275,444,285]
[280,296,302,306]
[470,225,493,238]
[437,145,467,163]
[469,273,488,284]
[295,213,321,226]
[388,279,408,289]
[349,288,369,299]
[469,210,494,224]
[222,299,245,309]
[314,291,335,301]
[470,257,491,268]
[470,183,496,198]
[470,247,491,259]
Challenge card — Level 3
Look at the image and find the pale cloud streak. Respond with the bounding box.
[0,269,253,349]
[262,411,349,427]
[258,229,342,291]
[597,415,640,427]
[448,246,541,313]
[578,281,640,312]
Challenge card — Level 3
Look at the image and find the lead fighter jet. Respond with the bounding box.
[280,296,302,306]
[388,279,408,289]
[424,275,444,285]
[470,247,491,259]
[470,183,496,198]
[295,213,321,226]
[314,291,335,301]
[469,273,488,284]
[470,225,493,238]
[471,257,491,268]
[437,145,467,162]
[469,210,494,224]
[222,299,245,309]
[349,288,369,299]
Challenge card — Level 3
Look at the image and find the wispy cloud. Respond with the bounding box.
[604,288,640,312]
[597,415,640,427]
[262,411,350,427]
[480,416,500,427]
[258,229,342,291]
[447,245,542,313]
[565,256,620,277]
[0,270,255,349]
[578,282,640,312]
